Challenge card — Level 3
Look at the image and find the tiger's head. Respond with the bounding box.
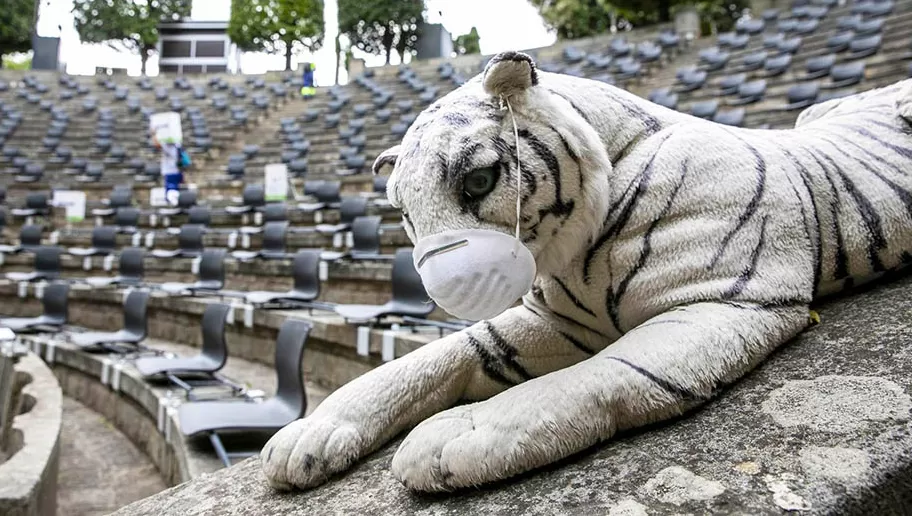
[373,51,611,279]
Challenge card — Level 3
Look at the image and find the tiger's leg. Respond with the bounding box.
[392,301,809,492]
[261,305,600,490]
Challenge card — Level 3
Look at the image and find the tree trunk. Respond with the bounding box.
[384,43,393,65]
[285,43,293,71]
[140,49,148,76]
[658,0,671,23]
[333,35,341,85]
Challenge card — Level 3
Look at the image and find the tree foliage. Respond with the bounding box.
[454,26,480,55]
[228,0,325,71]
[338,0,425,65]
[0,0,36,68]
[72,0,190,75]
[530,0,744,39]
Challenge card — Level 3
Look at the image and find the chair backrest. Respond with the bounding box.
[19,224,43,248]
[291,249,321,297]
[119,247,145,283]
[273,319,312,417]
[315,181,341,203]
[391,248,431,306]
[109,187,132,208]
[198,249,226,285]
[92,226,118,251]
[186,206,211,226]
[115,207,140,228]
[338,197,368,224]
[262,203,287,222]
[35,246,62,275]
[122,289,150,335]
[262,221,288,253]
[178,224,206,253]
[350,216,382,255]
[200,303,231,367]
[177,189,197,209]
[25,191,48,211]
[242,184,265,207]
[42,282,69,322]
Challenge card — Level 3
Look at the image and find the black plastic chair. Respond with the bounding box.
[69,290,149,351]
[113,207,141,234]
[159,190,198,217]
[805,54,836,79]
[298,181,341,212]
[245,250,323,306]
[10,192,50,219]
[225,185,266,217]
[718,74,746,95]
[0,282,68,332]
[231,221,289,261]
[690,100,719,119]
[729,80,766,106]
[160,249,226,295]
[677,69,707,93]
[91,187,133,217]
[829,62,865,88]
[334,248,434,322]
[764,54,791,76]
[238,203,287,235]
[68,226,118,257]
[133,302,231,378]
[177,318,313,467]
[784,82,820,110]
[0,224,43,254]
[151,224,205,259]
[85,247,145,288]
[848,35,881,59]
[314,197,368,235]
[6,246,62,282]
[740,51,767,72]
[350,216,392,260]
[712,109,746,127]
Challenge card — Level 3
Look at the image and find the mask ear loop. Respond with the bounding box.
[502,95,523,244]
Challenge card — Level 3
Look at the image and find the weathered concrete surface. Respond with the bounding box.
[56,397,166,516]
[117,273,912,515]
[0,353,62,516]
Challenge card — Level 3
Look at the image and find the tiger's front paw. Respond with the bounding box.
[390,402,548,492]
[260,416,364,491]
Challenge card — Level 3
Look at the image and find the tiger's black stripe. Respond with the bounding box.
[466,333,516,386]
[484,321,533,381]
[722,216,769,299]
[709,142,766,269]
[781,148,823,297]
[608,159,690,332]
[519,129,575,220]
[606,356,706,401]
[805,146,850,279]
[847,124,912,161]
[552,276,596,317]
[559,331,597,355]
[446,140,482,182]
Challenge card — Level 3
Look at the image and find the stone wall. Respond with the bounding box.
[0,351,63,516]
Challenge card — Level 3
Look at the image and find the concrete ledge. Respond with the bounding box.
[0,352,62,516]
[116,273,912,515]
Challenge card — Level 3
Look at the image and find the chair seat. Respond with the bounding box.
[151,249,183,258]
[0,315,60,332]
[350,252,395,261]
[9,208,38,217]
[178,398,299,436]
[70,329,142,348]
[158,208,182,216]
[68,247,106,257]
[6,271,46,282]
[260,251,291,260]
[161,282,192,294]
[231,250,260,261]
[134,355,221,377]
[238,226,264,235]
[0,245,22,254]
[85,276,123,287]
[297,202,326,213]
[320,250,347,262]
[334,300,433,321]
[91,208,115,217]
[245,289,316,305]
[224,205,253,215]
[314,223,349,235]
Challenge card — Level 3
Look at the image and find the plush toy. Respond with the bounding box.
[262,51,912,492]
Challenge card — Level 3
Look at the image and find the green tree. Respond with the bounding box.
[72,0,190,75]
[0,0,36,68]
[338,0,425,65]
[529,0,615,39]
[228,0,325,72]
[454,26,480,55]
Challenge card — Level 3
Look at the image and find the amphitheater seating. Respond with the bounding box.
[177,318,312,467]
[159,249,228,296]
[334,249,435,322]
[83,247,145,287]
[6,245,61,282]
[244,249,323,307]
[0,224,43,254]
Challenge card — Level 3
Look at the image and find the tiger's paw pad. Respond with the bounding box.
[261,417,363,491]
[391,406,518,492]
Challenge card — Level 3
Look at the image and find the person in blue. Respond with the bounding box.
[300,62,316,98]
[150,129,188,205]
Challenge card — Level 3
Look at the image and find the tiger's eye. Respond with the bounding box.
[463,167,499,198]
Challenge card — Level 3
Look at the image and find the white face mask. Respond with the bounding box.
[411,95,537,321]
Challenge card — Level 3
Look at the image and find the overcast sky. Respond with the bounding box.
[36,0,555,83]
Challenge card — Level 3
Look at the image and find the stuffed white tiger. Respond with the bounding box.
[261,51,912,492]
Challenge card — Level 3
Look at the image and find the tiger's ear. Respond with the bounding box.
[482,51,539,98]
[372,144,400,175]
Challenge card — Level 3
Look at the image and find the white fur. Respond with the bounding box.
[262,52,912,493]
